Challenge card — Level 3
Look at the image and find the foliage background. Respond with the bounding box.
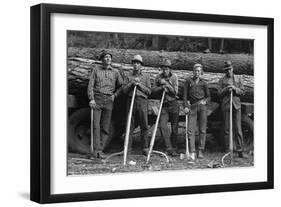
[68,31,253,54]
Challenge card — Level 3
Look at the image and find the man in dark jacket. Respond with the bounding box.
[87,51,123,158]
[153,59,179,156]
[183,63,210,160]
[218,61,247,158]
[123,55,151,155]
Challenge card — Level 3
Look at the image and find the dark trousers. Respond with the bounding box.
[159,100,179,150]
[223,108,244,152]
[126,97,149,151]
[92,94,113,152]
[188,104,207,152]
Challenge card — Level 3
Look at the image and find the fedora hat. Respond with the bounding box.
[161,59,172,68]
[223,60,233,70]
[99,50,113,61]
[132,55,143,64]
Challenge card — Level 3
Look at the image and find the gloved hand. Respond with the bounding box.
[89,99,97,109]
[198,100,207,105]
[129,79,137,87]
[159,79,167,85]
[162,85,169,92]
[227,85,236,93]
[111,94,115,101]
[134,77,140,83]
[184,107,190,114]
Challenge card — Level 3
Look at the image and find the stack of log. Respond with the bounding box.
[68,47,254,103]
[67,48,254,154]
[68,47,254,75]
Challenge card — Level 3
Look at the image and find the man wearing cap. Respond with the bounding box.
[183,63,210,160]
[88,51,123,158]
[123,55,151,155]
[218,61,247,158]
[152,59,179,156]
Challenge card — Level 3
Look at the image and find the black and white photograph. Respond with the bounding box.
[67,31,254,175]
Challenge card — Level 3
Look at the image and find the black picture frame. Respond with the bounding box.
[30,3,274,204]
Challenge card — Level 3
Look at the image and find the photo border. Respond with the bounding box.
[30,3,274,203]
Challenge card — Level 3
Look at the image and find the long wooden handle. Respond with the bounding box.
[229,90,233,160]
[123,86,137,165]
[90,108,94,153]
[147,91,166,163]
[185,114,190,158]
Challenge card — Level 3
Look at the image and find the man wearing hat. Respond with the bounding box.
[183,63,210,160]
[123,55,151,155]
[87,51,123,158]
[152,59,179,156]
[218,61,247,158]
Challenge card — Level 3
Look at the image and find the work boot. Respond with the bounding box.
[126,148,132,155]
[99,152,107,159]
[219,49,225,54]
[166,148,177,157]
[190,152,196,161]
[238,152,249,158]
[142,148,149,156]
[91,151,99,158]
[203,48,211,53]
[94,151,107,159]
[198,150,204,159]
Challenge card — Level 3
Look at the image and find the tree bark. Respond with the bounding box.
[68,47,254,75]
[68,57,254,103]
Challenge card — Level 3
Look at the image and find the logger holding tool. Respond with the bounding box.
[151,59,179,156]
[87,51,123,159]
[183,63,210,160]
[122,55,152,157]
[218,61,248,160]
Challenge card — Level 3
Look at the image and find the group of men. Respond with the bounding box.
[87,51,247,160]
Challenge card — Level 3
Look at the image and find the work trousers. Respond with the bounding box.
[223,108,244,152]
[92,94,113,152]
[126,97,149,151]
[159,100,179,150]
[188,104,207,152]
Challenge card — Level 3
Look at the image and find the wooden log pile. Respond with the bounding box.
[68,47,254,75]
[68,57,254,103]
[67,48,254,155]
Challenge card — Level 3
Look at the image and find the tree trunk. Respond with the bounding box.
[68,57,254,103]
[68,47,254,75]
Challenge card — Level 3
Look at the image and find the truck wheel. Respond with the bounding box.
[68,107,115,155]
[242,115,254,151]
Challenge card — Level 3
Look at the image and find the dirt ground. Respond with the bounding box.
[67,149,254,175]
[67,124,254,175]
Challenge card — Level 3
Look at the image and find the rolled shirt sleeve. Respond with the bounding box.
[234,75,245,96]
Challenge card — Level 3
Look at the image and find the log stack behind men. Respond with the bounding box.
[122,55,151,155]
[152,59,179,156]
[87,50,249,161]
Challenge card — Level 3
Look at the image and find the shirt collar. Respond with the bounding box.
[160,71,172,79]
[192,77,202,82]
[132,70,142,76]
[101,64,113,70]
[223,74,235,80]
